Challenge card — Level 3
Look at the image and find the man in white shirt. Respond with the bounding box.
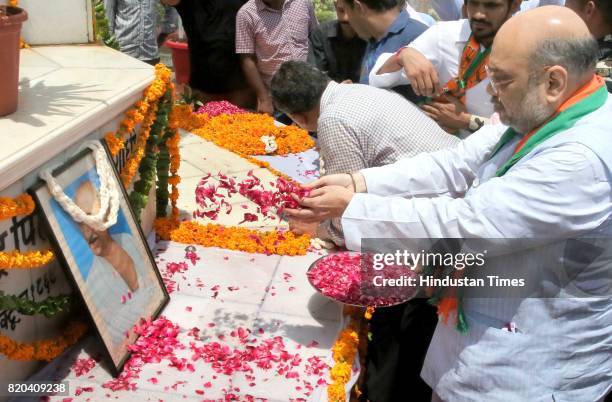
[370,0,520,137]
[431,0,566,21]
[287,6,612,400]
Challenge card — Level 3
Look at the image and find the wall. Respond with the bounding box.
[1,0,94,45]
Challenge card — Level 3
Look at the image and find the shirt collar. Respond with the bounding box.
[385,9,410,36]
[256,0,289,12]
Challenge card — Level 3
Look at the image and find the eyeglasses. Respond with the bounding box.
[484,65,508,95]
[485,64,551,95]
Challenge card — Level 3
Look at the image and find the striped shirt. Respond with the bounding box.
[105,0,158,62]
[236,0,318,86]
[317,81,460,245]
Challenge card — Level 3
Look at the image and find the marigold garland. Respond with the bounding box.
[167,100,181,220]
[0,250,55,269]
[119,101,159,187]
[0,321,88,361]
[174,105,314,156]
[129,86,174,219]
[105,64,173,157]
[154,218,311,256]
[328,322,360,402]
[0,193,35,220]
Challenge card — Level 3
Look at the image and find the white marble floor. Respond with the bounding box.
[22,130,353,402]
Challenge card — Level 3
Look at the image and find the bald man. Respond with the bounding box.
[287,6,612,400]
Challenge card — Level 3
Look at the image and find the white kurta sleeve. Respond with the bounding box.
[368,53,408,88]
[369,23,443,88]
[360,124,504,198]
[342,143,611,252]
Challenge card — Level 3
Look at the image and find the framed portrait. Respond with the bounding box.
[30,142,169,374]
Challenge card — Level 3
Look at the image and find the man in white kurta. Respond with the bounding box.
[287,7,612,400]
[369,0,520,137]
[430,0,566,21]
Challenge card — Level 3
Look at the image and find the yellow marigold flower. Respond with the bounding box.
[0,250,55,269]
[327,383,346,402]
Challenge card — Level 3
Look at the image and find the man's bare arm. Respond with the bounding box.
[239,54,273,114]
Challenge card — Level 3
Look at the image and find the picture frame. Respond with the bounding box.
[30,141,169,375]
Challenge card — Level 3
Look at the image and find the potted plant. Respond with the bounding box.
[0,5,27,117]
[163,24,189,85]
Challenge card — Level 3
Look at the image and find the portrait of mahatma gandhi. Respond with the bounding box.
[74,180,139,292]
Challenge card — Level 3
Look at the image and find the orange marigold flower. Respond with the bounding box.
[0,250,55,269]
[0,321,87,361]
[153,219,310,256]
[174,106,313,156]
[0,194,35,220]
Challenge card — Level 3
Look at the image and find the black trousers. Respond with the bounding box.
[365,298,438,402]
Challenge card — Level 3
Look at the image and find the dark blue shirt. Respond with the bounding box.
[359,10,427,84]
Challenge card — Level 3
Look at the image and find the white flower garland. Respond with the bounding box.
[40,142,120,232]
[260,135,278,154]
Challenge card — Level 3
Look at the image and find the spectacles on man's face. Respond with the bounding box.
[485,64,512,95]
[486,64,551,95]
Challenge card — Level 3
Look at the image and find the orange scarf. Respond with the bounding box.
[513,75,606,154]
[443,35,491,104]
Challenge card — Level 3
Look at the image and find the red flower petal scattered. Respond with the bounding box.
[103,317,183,392]
[72,357,96,377]
[185,249,201,266]
[194,174,310,224]
[74,386,93,396]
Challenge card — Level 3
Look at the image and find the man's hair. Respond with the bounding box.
[342,0,405,12]
[271,61,331,114]
[464,0,513,5]
[529,36,599,80]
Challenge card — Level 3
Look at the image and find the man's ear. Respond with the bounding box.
[544,66,569,104]
[353,0,366,14]
[584,0,597,20]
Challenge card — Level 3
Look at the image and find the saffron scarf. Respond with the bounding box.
[443,34,491,103]
[431,75,608,333]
